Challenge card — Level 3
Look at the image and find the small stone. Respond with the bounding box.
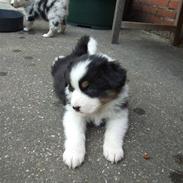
[143,152,150,160]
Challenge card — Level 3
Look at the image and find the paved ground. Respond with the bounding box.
[0,18,183,183]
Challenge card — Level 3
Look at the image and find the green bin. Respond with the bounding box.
[67,0,116,30]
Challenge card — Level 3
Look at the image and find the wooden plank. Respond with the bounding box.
[121,21,176,31]
[111,0,126,44]
[175,0,183,25]
[173,0,183,45]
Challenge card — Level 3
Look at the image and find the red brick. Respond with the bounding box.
[146,15,163,23]
[142,5,158,14]
[168,0,179,10]
[163,17,175,25]
[144,0,169,6]
[157,8,177,18]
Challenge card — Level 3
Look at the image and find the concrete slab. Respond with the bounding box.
[0,22,183,183]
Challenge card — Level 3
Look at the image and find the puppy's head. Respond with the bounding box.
[52,36,127,114]
[66,55,127,114]
[10,0,29,8]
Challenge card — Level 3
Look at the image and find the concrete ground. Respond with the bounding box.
[0,18,183,183]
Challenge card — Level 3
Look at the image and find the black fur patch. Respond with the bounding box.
[53,21,59,27]
[27,16,35,21]
[37,0,48,20]
[79,55,126,98]
[46,0,57,13]
[28,5,39,21]
[29,6,34,15]
[72,36,90,57]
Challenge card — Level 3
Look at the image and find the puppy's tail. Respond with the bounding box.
[72,35,97,57]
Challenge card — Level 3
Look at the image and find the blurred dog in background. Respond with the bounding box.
[10,0,69,37]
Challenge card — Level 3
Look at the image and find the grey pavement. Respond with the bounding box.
[0,21,183,183]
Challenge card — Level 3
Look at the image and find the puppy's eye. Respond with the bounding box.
[81,81,89,89]
[68,83,74,92]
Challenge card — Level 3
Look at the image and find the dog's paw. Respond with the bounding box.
[23,27,29,32]
[103,145,124,163]
[42,33,51,38]
[63,148,85,169]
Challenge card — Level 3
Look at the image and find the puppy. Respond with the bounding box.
[51,36,128,168]
[10,0,69,37]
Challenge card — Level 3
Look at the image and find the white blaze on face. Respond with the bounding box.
[70,61,90,89]
[71,90,101,114]
[69,60,101,114]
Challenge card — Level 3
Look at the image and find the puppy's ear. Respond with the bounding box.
[104,61,127,90]
[72,35,97,57]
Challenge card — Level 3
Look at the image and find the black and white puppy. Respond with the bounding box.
[10,0,69,37]
[51,36,128,168]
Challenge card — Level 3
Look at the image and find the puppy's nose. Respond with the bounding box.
[10,3,14,6]
[73,106,80,112]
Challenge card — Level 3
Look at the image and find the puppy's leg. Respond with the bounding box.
[24,10,36,32]
[60,19,66,34]
[24,21,34,32]
[103,110,128,163]
[43,18,60,38]
[42,28,55,38]
[57,19,66,34]
[62,110,86,169]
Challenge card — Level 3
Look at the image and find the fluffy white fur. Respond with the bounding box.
[10,0,69,37]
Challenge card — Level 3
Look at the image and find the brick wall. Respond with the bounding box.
[127,0,180,25]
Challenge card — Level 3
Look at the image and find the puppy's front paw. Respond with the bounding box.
[103,144,124,163]
[63,148,85,169]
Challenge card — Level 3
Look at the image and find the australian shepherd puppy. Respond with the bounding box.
[51,36,129,168]
[10,0,69,37]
